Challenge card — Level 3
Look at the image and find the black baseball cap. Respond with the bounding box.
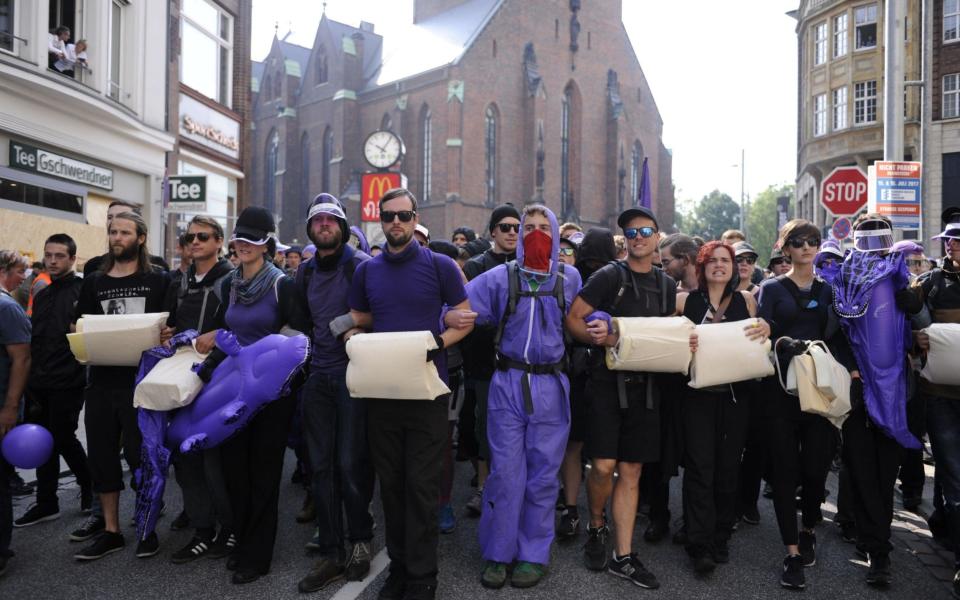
[617,206,659,231]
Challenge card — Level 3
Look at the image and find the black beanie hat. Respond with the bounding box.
[488,204,521,233]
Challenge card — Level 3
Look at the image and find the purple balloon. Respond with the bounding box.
[2,424,54,469]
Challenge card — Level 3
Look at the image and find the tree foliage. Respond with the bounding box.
[746,184,795,260]
[679,190,740,241]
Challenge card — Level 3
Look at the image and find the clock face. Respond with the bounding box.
[363,130,404,169]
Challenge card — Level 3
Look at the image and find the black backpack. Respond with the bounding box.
[606,260,672,315]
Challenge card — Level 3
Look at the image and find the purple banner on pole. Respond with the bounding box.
[637,157,651,209]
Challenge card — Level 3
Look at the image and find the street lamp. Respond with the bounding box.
[731,148,746,234]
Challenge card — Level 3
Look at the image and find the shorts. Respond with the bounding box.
[84,384,141,493]
[568,370,589,443]
[585,375,661,464]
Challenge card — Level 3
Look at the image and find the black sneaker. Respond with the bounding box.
[780,554,805,589]
[74,531,125,561]
[170,510,190,531]
[345,541,372,581]
[583,525,610,571]
[298,556,345,593]
[465,489,483,517]
[740,504,760,525]
[135,532,160,558]
[798,530,816,567]
[80,488,93,514]
[838,521,857,544]
[643,519,669,543]
[608,552,660,589]
[14,504,60,528]
[70,516,105,542]
[692,553,716,575]
[866,552,891,587]
[403,583,437,600]
[557,507,580,540]
[207,529,237,560]
[171,536,212,564]
[9,474,33,497]
[378,567,405,600]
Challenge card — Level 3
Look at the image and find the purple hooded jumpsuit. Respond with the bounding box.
[466,207,582,565]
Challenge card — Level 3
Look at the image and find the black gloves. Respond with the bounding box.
[894,288,923,315]
[850,377,864,411]
[426,332,445,362]
[195,357,216,383]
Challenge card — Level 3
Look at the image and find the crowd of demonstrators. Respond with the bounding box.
[2,187,960,600]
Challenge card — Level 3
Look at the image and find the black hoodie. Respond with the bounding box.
[165,258,235,333]
[30,272,85,390]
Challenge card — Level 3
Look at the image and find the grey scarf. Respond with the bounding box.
[230,261,284,306]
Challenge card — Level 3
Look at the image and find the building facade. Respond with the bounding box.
[0,0,174,265]
[793,0,922,232]
[164,0,252,265]
[248,0,674,244]
[923,0,960,252]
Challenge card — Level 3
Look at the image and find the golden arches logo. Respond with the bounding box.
[367,174,394,201]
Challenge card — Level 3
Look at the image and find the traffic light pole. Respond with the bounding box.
[883,0,905,162]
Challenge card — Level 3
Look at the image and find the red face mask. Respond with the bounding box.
[523,229,552,271]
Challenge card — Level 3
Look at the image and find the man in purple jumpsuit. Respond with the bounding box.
[459,205,581,589]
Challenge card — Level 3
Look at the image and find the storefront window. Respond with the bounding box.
[181,0,233,107]
[0,174,83,215]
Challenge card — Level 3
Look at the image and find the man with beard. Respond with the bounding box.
[72,212,168,562]
[14,235,92,528]
[163,216,236,564]
[83,201,169,275]
[349,188,474,600]
[296,195,375,593]
[460,204,521,516]
[659,234,699,292]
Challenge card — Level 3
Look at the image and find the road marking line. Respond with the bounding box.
[331,548,390,600]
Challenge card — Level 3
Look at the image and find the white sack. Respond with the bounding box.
[346,331,451,400]
[134,344,208,411]
[689,319,774,388]
[920,323,960,386]
[67,312,168,367]
[605,316,695,374]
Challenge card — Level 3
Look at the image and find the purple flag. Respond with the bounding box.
[636,157,651,209]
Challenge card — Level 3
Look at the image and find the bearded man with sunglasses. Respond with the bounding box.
[349,188,474,600]
[565,206,679,590]
[162,215,236,563]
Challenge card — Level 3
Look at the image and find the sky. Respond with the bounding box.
[251,0,800,209]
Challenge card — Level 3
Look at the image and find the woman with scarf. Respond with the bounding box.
[674,241,769,574]
[201,206,309,584]
[757,219,855,591]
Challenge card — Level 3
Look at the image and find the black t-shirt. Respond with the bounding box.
[75,270,169,387]
[578,262,677,318]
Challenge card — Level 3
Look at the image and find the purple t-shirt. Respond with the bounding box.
[349,242,467,379]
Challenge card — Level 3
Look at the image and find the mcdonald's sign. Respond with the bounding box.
[360,172,406,222]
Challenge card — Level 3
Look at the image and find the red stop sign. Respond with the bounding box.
[820,166,868,216]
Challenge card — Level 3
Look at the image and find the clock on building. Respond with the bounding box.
[363,130,405,170]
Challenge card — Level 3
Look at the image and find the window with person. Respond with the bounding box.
[180,0,233,106]
[854,3,877,50]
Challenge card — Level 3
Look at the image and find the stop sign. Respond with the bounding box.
[820,166,868,216]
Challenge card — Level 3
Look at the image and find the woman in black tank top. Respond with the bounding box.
[673,241,769,574]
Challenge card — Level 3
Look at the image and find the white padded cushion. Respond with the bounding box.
[134,344,207,410]
[67,312,168,367]
[689,319,774,388]
[605,316,695,374]
[920,323,960,386]
[346,331,451,400]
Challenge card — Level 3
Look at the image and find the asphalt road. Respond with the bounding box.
[1,452,953,600]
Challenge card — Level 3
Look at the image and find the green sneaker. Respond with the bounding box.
[510,561,545,588]
[481,561,508,589]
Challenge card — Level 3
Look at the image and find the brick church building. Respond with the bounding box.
[249,0,673,243]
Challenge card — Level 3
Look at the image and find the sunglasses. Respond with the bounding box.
[227,251,237,258]
[787,237,821,249]
[905,259,925,267]
[559,247,575,256]
[624,226,657,240]
[735,256,757,265]
[183,232,214,243]
[496,223,520,233]
[380,210,417,223]
[770,258,791,266]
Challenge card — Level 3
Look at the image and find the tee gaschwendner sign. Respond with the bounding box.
[9,141,114,190]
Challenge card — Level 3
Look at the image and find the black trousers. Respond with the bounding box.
[765,381,838,546]
[83,385,140,493]
[28,387,91,508]
[681,388,749,556]
[898,392,927,499]
[221,394,296,574]
[737,383,767,512]
[368,397,447,586]
[842,403,901,556]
